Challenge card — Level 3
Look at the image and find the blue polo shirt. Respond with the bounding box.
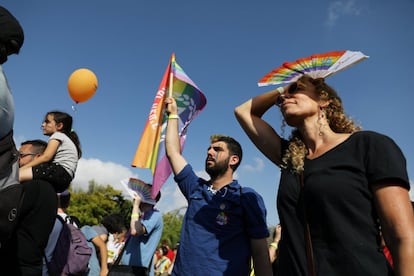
[172,164,269,276]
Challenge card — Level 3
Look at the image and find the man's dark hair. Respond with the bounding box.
[210,134,243,171]
[101,213,126,234]
[21,139,47,154]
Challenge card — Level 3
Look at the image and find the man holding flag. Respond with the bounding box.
[164,97,272,275]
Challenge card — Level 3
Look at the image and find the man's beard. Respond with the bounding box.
[205,156,229,179]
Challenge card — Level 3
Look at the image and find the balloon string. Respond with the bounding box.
[71,103,77,113]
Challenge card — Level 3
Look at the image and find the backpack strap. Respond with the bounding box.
[43,215,65,271]
[111,231,131,266]
[56,215,66,225]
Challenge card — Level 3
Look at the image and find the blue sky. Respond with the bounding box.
[2,0,413,226]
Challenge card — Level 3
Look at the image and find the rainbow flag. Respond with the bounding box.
[131,54,207,198]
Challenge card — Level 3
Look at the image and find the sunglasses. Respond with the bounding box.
[276,83,299,106]
[19,152,37,158]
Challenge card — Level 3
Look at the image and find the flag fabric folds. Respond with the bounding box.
[131,54,207,198]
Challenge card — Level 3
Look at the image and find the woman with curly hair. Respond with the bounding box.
[235,75,414,276]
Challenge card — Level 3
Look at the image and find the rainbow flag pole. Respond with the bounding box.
[132,53,207,198]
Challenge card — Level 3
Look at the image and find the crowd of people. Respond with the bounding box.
[1,4,414,276]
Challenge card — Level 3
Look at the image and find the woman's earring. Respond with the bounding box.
[317,108,326,136]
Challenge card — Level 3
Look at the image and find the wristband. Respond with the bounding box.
[168,114,179,120]
[131,213,140,219]
[270,242,278,250]
[276,87,285,94]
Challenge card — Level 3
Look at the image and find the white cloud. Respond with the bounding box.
[326,0,362,28]
[242,157,265,172]
[71,158,138,193]
[195,170,210,180]
[156,183,187,214]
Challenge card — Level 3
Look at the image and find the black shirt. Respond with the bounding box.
[277,131,408,276]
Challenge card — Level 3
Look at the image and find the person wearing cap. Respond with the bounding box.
[0,6,58,275]
[0,4,25,250]
[0,4,24,190]
[119,184,163,276]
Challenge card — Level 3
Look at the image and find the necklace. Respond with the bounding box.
[208,185,228,197]
[208,185,218,195]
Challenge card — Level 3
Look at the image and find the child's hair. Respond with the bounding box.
[47,111,82,158]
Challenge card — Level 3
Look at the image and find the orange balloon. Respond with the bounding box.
[67,68,98,103]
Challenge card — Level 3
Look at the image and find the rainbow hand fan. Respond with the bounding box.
[258,50,369,87]
[120,178,156,205]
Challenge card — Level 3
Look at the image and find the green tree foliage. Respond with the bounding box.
[159,207,185,249]
[67,180,132,227]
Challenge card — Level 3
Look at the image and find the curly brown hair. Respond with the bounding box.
[281,75,361,173]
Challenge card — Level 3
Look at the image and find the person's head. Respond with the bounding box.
[18,139,47,167]
[42,110,82,158]
[42,111,73,136]
[101,213,127,237]
[140,183,161,211]
[278,75,360,172]
[161,239,170,249]
[205,134,243,178]
[0,6,24,64]
[57,190,71,209]
[277,75,358,133]
[160,246,168,256]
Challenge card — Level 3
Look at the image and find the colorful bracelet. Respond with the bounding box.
[168,114,179,119]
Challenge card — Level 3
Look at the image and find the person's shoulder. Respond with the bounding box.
[147,207,162,216]
[239,185,256,194]
[351,130,396,143]
[50,131,68,140]
[151,208,164,220]
[80,225,98,240]
[80,225,94,234]
[238,184,264,201]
